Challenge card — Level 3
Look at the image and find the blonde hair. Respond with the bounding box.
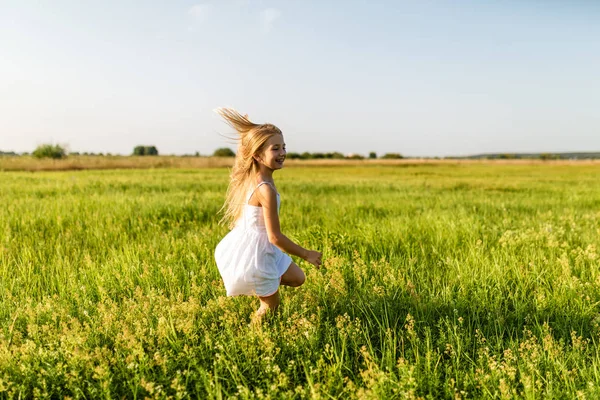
[215,107,282,228]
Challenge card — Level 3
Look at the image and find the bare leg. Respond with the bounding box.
[253,290,280,324]
[280,262,305,287]
[252,263,304,325]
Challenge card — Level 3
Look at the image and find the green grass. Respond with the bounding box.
[1,164,599,398]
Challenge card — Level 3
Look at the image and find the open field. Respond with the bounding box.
[1,164,600,398]
[0,155,235,172]
[1,155,600,172]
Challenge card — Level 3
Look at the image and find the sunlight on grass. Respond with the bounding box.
[1,164,599,398]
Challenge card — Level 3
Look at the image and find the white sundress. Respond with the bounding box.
[215,182,292,297]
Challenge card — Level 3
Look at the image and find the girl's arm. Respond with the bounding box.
[256,184,322,266]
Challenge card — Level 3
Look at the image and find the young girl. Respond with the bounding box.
[214,108,322,319]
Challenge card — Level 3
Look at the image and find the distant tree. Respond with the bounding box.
[381,153,403,159]
[321,152,345,159]
[70,151,80,156]
[369,152,377,159]
[195,151,200,157]
[32,144,67,159]
[145,146,158,156]
[285,151,347,160]
[133,145,159,156]
[499,153,515,159]
[540,153,560,161]
[213,147,235,157]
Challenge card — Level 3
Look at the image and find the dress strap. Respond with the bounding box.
[247,181,276,204]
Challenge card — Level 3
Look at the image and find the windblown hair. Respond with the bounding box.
[215,107,282,228]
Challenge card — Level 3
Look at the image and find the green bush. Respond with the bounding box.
[213,148,235,157]
[133,146,159,156]
[327,152,345,159]
[540,153,560,161]
[499,153,515,159]
[380,152,403,159]
[32,144,67,159]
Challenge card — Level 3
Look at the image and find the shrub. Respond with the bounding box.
[146,146,158,156]
[369,152,377,159]
[213,147,235,157]
[381,153,403,159]
[499,153,515,160]
[327,152,345,159]
[133,146,159,156]
[285,152,345,160]
[32,144,67,159]
[540,153,560,161]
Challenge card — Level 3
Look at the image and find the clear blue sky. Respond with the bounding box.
[1,0,599,157]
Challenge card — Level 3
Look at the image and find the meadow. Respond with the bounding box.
[1,163,599,399]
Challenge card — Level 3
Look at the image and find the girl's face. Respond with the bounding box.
[256,134,286,170]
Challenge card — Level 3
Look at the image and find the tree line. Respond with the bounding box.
[2,145,405,160]
[213,148,404,159]
[8,144,598,160]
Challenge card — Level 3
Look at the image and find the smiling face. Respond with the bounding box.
[256,133,286,170]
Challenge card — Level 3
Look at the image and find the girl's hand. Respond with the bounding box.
[305,250,323,268]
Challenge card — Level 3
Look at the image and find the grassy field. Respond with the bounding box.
[2,155,599,172]
[0,155,235,172]
[1,163,599,398]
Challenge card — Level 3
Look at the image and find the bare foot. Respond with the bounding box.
[250,307,268,327]
[250,305,278,328]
